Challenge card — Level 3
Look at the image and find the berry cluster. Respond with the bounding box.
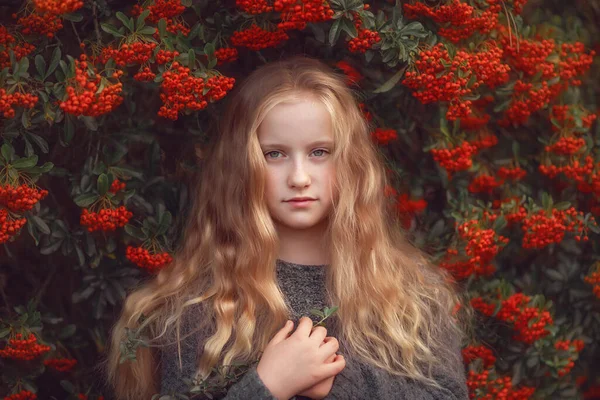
[133,66,156,82]
[371,128,397,146]
[462,344,496,368]
[0,26,35,69]
[0,184,48,212]
[395,193,427,229]
[156,49,180,65]
[0,208,27,244]
[359,102,372,121]
[502,36,556,78]
[347,19,381,53]
[230,25,289,50]
[98,42,157,67]
[470,296,497,317]
[109,179,126,194]
[466,369,536,400]
[440,219,508,281]
[521,207,591,249]
[0,89,38,118]
[558,42,596,87]
[499,80,552,126]
[459,219,508,269]
[469,132,498,151]
[205,75,236,102]
[403,0,499,43]
[403,44,471,119]
[335,60,363,85]
[80,206,133,232]
[274,0,334,31]
[551,104,597,131]
[158,62,234,120]
[496,293,553,344]
[539,155,593,181]
[214,47,238,65]
[459,112,490,130]
[4,390,37,400]
[17,12,63,39]
[430,141,478,176]
[236,0,273,14]
[497,166,526,181]
[554,339,584,377]
[584,268,600,299]
[468,173,504,194]
[132,0,186,23]
[33,0,84,15]
[0,333,51,360]
[545,137,585,155]
[44,357,78,372]
[126,245,173,273]
[493,197,527,224]
[60,55,124,117]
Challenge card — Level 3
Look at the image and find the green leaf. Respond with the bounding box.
[340,17,357,38]
[329,18,342,46]
[30,215,50,235]
[136,9,151,30]
[1,143,15,162]
[544,269,564,281]
[157,212,172,235]
[63,12,83,22]
[97,173,109,196]
[12,155,38,169]
[101,23,126,37]
[157,18,167,37]
[188,49,196,69]
[125,225,147,240]
[35,55,46,80]
[47,47,62,79]
[373,66,406,93]
[80,116,98,131]
[181,0,192,6]
[58,324,77,339]
[116,12,134,32]
[74,193,99,208]
[138,26,156,35]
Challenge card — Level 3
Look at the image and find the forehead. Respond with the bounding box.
[257,97,333,145]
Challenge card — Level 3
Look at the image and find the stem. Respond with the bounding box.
[70,21,83,47]
[92,1,102,47]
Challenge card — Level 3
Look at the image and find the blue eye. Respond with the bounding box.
[312,149,329,157]
[265,151,282,159]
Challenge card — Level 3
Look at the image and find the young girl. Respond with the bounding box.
[105,55,472,400]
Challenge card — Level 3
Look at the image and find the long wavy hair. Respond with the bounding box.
[104,54,474,399]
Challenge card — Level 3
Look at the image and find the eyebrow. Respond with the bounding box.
[259,139,334,149]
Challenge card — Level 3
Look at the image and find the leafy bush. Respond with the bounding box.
[0,0,599,399]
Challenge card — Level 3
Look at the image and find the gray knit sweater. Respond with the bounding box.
[159,259,469,399]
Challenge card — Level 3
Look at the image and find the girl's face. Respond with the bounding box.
[257,96,336,232]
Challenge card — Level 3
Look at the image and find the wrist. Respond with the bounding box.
[255,364,290,400]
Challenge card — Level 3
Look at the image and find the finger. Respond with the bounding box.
[292,316,315,338]
[269,320,295,345]
[309,325,328,344]
[318,336,340,357]
[320,354,346,377]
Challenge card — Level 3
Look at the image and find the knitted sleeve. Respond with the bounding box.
[158,308,279,400]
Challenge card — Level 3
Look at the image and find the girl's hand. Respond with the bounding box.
[296,348,343,399]
[256,317,346,400]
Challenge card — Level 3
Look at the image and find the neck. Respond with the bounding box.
[275,218,330,266]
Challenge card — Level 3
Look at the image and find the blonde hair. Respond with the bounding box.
[104,55,474,399]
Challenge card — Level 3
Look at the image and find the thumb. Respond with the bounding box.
[269,320,294,345]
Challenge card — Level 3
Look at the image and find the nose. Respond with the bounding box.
[288,161,311,188]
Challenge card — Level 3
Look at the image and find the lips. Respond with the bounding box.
[286,197,316,202]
